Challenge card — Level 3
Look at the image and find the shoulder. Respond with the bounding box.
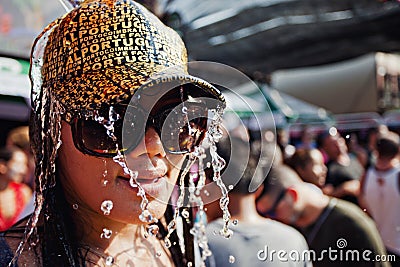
[264,219,309,248]
[0,231,15,266]
[331,199,386,249]
[0,220,42,267]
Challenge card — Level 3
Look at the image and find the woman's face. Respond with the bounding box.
[58,121,185,225]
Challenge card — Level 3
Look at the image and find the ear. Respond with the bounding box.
[286,187,298,203]
[254,184,264,200]
[0,163,7,175]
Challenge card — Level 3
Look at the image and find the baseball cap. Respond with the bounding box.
[37,0,224,121]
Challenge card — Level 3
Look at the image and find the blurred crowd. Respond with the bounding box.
[204,122,400,267]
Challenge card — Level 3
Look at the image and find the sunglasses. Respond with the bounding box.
[70,99,209,158]
[260,189,286,219]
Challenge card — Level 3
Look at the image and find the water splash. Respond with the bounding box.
[100,228,113,239]
[164,155,196,248]
[129,171,139,188]
[102,160,109,187]
[207,109,232,239]
[105,255,114,266]
[229,255,235,263]
[146,224,159,237]
[100,200,113,216]
[112,150,157,224]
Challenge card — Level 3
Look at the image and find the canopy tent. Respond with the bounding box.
[0,55,31,145]
[271,53,379,114]
[0,56,31,121]
[167,0,400,75]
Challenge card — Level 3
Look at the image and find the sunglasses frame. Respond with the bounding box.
[69,101,209,158]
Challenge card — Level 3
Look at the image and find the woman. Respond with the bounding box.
[0,0,225,266]
[0,146,32,231]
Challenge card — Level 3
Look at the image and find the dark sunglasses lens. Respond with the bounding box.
[160,103,208,154]
[122,107,146,154]
[78,119,121,155]
[75,107,145,156]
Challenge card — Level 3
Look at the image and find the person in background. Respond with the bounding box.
[316,128,364,205]
[257,165,390,267]
[204,137,311,267]
[276,128,295,160]
[365,125,389,170]
[361,130,400,265]
[345,133,369,169]
[0,146,32,231]
[286,148,327,188]
[6,126,35,190]
[295,126,316,150]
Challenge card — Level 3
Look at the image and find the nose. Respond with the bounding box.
[126,127,166,158]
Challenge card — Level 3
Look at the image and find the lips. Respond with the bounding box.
[117,174,169,197]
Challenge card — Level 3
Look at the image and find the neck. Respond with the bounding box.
[337,153,350,165]
[72,206,143,250]
[72,207,172,266]
[375,157,399,171]
[297,193,330,228]
[228,194,266,224]
[0,176,10,191]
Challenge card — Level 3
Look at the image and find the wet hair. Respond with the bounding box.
[376,131,400,160]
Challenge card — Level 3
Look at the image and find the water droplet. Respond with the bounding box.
[100,200,113,216]
[139,209,154,223]
[220,228,233,239]
[228,185,233,190]
[72,204,79,210]
[232,219,238,226]
[100,228,112,239]
[164,238,171,248]
[105,255,114,266]
[147,224,159,236]
[167,220,176,231]
[101,179,109,187]
[155,251,162,258]
[203,249,212,257]
[129,171,139,187]
[229,255,235,263]
[187,262,193,267]
[182,209,190,219]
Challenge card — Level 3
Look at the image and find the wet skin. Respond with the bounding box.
[58,121,186,227]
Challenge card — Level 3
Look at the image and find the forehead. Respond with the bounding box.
[310,149,324,162]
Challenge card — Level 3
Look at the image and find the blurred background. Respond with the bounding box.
[0,0,400,146]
